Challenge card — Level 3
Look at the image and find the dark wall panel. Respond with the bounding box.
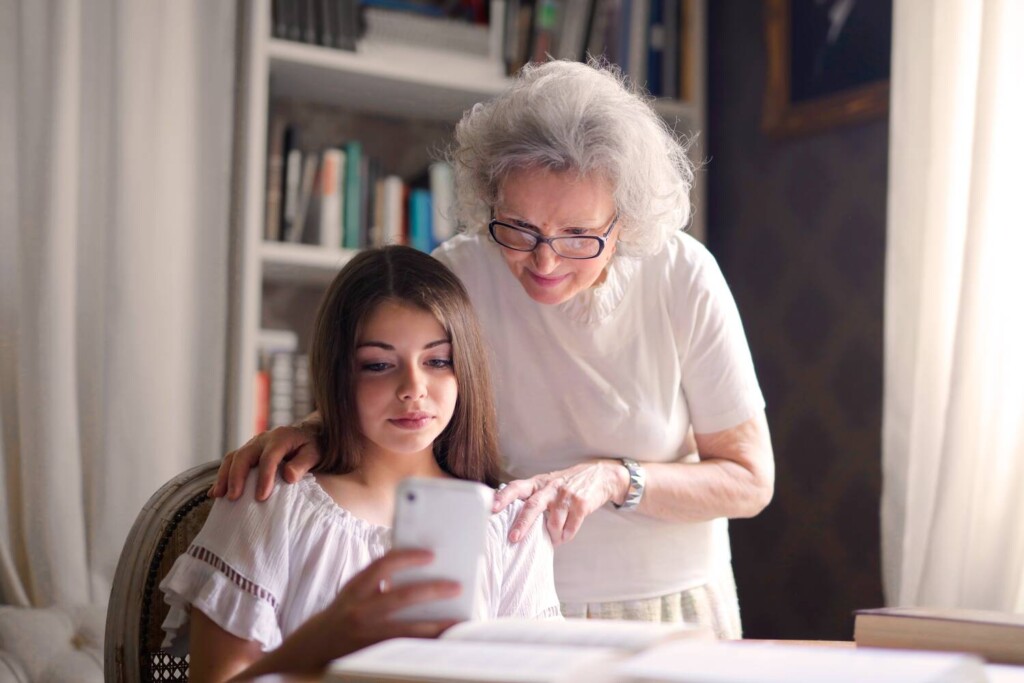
[706,1,886,640]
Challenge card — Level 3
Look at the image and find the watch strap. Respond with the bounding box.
[614,457,645,511]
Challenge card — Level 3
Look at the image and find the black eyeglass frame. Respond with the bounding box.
[487,212,620,260]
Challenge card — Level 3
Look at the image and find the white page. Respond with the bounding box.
[443,617,709,651]
[328,638,620,683]
[988,664,1024,683]
[616,641,988,683]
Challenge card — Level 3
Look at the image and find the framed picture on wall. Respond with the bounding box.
[762,0,892,137]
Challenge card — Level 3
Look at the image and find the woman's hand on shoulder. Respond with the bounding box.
[210,419,324,502]
[492,460,628,547]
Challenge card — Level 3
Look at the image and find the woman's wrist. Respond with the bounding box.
[599,458,630,506]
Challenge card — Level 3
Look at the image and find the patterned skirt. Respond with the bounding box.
[559,563,742,640]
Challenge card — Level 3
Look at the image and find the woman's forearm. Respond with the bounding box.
[632,412,775,522]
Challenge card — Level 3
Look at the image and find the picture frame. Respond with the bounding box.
[762,0,891,137]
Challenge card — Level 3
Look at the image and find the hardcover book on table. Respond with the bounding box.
[854,607,1024,665]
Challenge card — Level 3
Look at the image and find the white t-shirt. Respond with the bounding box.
[433,230,764,603]
[159,472,560,653]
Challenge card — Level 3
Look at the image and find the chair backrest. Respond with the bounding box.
[104,461,220,683]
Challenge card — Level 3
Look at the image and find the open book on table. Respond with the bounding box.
[325,617,710,683]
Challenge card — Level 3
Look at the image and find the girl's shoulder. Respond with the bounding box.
[207,471,387,539]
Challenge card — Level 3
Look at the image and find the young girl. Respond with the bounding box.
[159,246,561,681]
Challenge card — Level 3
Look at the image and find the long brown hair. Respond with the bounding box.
[309,246,500,487]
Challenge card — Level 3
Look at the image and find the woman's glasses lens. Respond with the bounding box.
[490,222,601,259]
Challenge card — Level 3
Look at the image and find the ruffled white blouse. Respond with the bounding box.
[159,472,561,653]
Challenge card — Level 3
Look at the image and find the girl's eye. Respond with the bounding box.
[360,362,392,372]
[426,358,453,369]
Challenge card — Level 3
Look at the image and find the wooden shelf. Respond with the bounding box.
[260,241,358,286]
[268,38,510,121]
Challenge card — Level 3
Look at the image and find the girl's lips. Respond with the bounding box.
[528,271,568,287]
[389,416,432,430]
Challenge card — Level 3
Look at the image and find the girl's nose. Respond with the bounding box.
[397,366,427,401]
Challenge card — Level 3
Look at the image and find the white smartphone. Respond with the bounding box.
[390,477,493,622]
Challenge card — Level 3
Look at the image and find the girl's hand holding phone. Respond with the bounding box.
[236,549,462,678]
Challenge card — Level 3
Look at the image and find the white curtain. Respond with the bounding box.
[883,0,1024,610]
[0,0,235,608]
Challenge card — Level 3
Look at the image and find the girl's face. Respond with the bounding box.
[353,300,458,463]
[495,168,620,306]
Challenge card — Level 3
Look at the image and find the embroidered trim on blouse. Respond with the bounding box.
[537,605,563,619]
[188,544,280,611]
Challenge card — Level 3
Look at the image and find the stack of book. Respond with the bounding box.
[264,116,456,253]
[272,0,494,55]
[254,329,311,434]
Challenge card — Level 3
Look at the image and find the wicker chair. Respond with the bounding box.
[104,461,220,683]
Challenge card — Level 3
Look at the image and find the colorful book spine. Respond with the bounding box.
[318,148,345,248]
[343,140,362,249]
[408,189,433,253]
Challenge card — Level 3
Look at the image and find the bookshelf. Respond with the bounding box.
[227,0,708,448]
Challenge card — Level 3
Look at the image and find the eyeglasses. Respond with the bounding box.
[488,212,619,260]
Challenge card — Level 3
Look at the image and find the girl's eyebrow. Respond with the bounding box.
[356,339,451,350]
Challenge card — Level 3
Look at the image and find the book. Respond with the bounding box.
[362,6,491,57]
[327,618,707,683]
[617,641,988,683]
[854,607,1024,666]
[286,152,319,243]
[381,174,406,246]
[408,188,433,252]
[428,161,455,245]
[318,147,345,248]
[282,146,303,241]
[342,140,362,249]
[264,116,288,241]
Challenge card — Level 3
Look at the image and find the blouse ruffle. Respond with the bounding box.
[160,549,282,654]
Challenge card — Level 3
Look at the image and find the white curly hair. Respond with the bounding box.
[448,59,695,257]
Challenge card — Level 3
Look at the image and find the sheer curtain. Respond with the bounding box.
[883,0,1024,610]
[0,0,235,607]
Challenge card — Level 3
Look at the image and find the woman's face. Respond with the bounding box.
[495,168,619,306]
[353,301,458,462]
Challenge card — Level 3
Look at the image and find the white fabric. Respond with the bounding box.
[160,472,561,652]
[433,231,764,603]
[883,0,1024,609]
[0,0,235,606]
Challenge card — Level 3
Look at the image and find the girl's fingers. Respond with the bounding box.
[378,579,462,617]
[342,549,435,599]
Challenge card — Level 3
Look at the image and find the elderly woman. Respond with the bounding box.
[215,60,774,639]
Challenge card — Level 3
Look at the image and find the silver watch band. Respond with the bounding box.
[613,457,645,511]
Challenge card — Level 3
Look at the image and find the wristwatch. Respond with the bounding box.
[613,457,645,511]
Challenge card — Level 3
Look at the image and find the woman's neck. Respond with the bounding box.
[316,445,449,527]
